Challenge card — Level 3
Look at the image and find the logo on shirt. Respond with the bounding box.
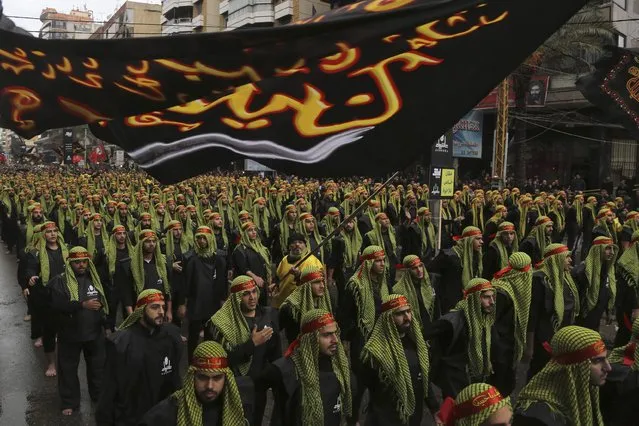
[157,279,163,287]
[417,372,423,382]
[333,395,342,414]
[87,285,99,297]
[161,356,173,375]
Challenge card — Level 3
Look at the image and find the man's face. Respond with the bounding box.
[563,254,573,271]
[606,212,613,224]
[304,218,315,233]
[60,203,68,211]
[483,405,513,426]
[32,210,43,223]
[409,263,424,280]
[107,205,115,215]
[286,210,297,221]
[481,290,495,313]
[246,226,257,240]
[141,218,152,228]
[379,216,391,229]
[143,301,165,327]
[115,230,127,244]
[501,231,516,246]
[602,246,614,262]
[344,220,355,232]
[240,216,250,225]
[142,200,150,209]
[289,240,306,257]
[119,206,128,216]
[240,286,258,312]
[70,259,88,276]
[93,219,103,231]
[143,238,157,254]
[371,256,385,275]
[179,210,187,220]
[545,224,554,235]
[172,228,183,240]
[392,305,412,334]
[318,323,339,356]
[212,216,223,229]
[194,371,226,404]
[589,351,611,386]
[45,228,57,244]
[197,235,208,249]
[472,235,484,252]
[311,279,326,298]
[156,206,165,216]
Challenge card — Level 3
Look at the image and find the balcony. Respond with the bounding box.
[220,0,229,14]
[162,18,195,35]
[228,6,274,28]
[162,0,194,14]
[192,13,204,28]
[274,0,292,19]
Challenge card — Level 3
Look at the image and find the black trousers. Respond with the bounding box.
[57,337,105,410]
[187,319,204,362]
[31,303,56,352]
[489,362,516,397]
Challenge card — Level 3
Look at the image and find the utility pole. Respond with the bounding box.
[492,78,509,189]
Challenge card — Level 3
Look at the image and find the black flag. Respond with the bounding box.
[0,0,586,182]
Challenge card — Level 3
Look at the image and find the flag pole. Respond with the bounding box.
[281,171,400,278]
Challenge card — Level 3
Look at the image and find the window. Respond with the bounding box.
[618,33,627,47]
[614,0,627,9]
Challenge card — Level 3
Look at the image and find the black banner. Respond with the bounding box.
[62,127,74,165]
[0,0,585,182]
[431,130,453,167]
[577,46,639,139]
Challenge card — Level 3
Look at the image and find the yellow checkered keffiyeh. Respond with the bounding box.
[392,255,435,326]
[453,227,483,289]
[447,383,511,426]
[516,326,606,426]
[608,316,639,370]
[287,309,352,426]
[281,265,332,324]
[174,341,247,426]
[452,278,495,379]
[361,294,430,424]
[582,237,617,316]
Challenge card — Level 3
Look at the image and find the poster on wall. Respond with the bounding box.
[452,110,483,159]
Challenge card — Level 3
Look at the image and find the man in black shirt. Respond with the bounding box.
[265,309,355,426]
[140,341,254,425]
[181,226,227,361]
[25,220,68,377]
[49,247,109,415]
[208,275,281,425]
[115,229,172,321]
[96,289,183,426]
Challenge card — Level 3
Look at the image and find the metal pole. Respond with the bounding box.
[283,171,400,277]
[437,199,443,253]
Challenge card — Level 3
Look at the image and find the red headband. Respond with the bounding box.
[381,296,409,313]
[112,225,126,234]
[499,225,515,232]
[68,251,91,260]
[464,281,494,298]
[136,292,164,308]
[453,386,504,421]
[192,356,229,370]
[328,210,340,216]
[231,280,256,293]
[592,238,613,246]
[300,213,314,221]
[361,250,385,261]
[536,217,552,226]
[597,210,611,219]
[461,229,482,239]
[543,245,569,259]
[552,340,606,365]
[167,222,182,231]
[493,264,531,279]
[139,231,156,241]
[301,271,324,284]
[301,313,336,334]
[196,227,213,234]
[140,213,152,219]
[42,222,57,231]
[404,257,422,269]
[239,212,250,219]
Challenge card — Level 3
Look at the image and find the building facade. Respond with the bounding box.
[90,1,162,40]
[39,8,100,40]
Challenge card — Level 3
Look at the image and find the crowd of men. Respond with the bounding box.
[0,168,638,425]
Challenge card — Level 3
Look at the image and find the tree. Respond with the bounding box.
[510,0,615,182]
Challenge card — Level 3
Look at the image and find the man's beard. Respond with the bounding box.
[142,310,162,330]
[32,216,43,224]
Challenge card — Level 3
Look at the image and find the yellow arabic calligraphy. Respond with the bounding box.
[0,48,35,75]
[154,59,261,83]
[130,51,440,136]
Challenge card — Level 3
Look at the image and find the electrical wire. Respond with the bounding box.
[514,116,639,146]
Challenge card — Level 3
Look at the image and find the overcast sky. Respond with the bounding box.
[3,0,162,35]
